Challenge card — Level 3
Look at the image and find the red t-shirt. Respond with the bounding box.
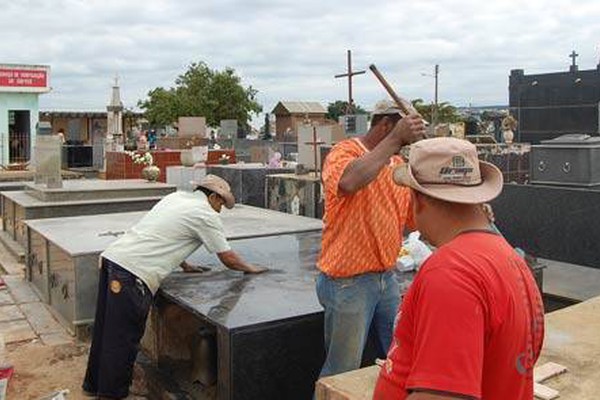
[374,231,544,400]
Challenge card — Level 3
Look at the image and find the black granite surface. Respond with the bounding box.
[160,232,322,330]
[491,183,600,268]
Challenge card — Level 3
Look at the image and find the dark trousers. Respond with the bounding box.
[83,258,153,399]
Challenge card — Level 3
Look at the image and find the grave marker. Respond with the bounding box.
[33,136,63,188]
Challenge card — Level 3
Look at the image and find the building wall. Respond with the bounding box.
[39,115,91,143]
[0,92,40,164]
[275,114,327,141]
[509,66,600,143]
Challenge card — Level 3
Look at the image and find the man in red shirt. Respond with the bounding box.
[374,137,544,400]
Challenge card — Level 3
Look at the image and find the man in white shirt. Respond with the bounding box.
[83,174,266,399]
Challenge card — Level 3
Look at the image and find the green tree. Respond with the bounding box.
[411,99,463,124]
[326,100,367,121]
[138,62,262,130]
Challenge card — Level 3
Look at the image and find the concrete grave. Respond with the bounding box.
[24,205,323,336]
[1,179,176,255]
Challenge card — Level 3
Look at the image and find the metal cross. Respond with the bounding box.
[569,50,579,67]
[334,50,366,115]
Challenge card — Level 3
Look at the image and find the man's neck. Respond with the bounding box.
[430,217,492,247]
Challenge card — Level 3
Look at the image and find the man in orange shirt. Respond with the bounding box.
[316,101,426,379]
[373,138,544,399]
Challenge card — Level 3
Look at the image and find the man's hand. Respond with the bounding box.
[218,250,268,274]
[180,261,211,273]
[242,265,268,274]
[389,113,427,147]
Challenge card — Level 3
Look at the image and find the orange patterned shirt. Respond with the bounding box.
[318,138,414,278]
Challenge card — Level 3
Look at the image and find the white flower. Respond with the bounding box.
[126,151,153,166]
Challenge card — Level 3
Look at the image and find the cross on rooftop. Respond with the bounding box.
[569,50,579,67]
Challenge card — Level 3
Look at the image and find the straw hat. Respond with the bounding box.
[393,137,503,204]
[192,174,235,209]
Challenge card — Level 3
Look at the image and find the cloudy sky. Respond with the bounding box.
[2,0,599,126]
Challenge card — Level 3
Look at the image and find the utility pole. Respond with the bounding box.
[433,64,439,127]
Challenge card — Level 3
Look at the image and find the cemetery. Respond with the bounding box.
[0,51,600,400]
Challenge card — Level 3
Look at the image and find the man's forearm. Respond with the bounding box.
[339,136,400,194]
[218,250,253,272]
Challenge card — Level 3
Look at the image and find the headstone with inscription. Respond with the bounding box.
[34,136,63,188]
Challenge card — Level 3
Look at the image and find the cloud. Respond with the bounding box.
[0,0,598,125]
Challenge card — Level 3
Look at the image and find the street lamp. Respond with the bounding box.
[421,64,439,126]
[517,80,538,142]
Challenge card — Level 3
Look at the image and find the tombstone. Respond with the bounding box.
[92,136,105,170]
[34,136,63,189]
[220,119,238,140]
[341,114,369,136]
[178,117,206,137]
[297,124,343,170]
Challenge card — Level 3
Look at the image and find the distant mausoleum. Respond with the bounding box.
[509,52,600,144]
[272,101,327,141]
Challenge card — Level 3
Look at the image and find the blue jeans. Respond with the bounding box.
[316,270,400,378]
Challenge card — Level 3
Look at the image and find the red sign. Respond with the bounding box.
[0,67,47,88]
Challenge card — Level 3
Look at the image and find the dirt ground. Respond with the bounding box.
[6,339,90,400]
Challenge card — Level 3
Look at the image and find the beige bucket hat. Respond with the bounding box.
[192,174,235,209]
[393,137,503,204]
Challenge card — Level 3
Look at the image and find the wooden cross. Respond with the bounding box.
[334,50,365,114]
[303,116,325,178]
[569,50,579,67]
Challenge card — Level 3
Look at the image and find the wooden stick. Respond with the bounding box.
[369,64,411,115]
[368,64,429,126]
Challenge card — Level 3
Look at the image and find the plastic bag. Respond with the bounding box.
[397,231,433,272]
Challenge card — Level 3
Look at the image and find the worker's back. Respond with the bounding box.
[374,231,544,399]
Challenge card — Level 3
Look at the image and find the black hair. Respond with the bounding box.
[194,186,217,198]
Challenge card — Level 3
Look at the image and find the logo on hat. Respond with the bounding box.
[439,155,475,183]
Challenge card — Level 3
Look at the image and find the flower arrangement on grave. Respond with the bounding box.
[125,150,154,167]
[125,151,160,182]
[219,154,231,165]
